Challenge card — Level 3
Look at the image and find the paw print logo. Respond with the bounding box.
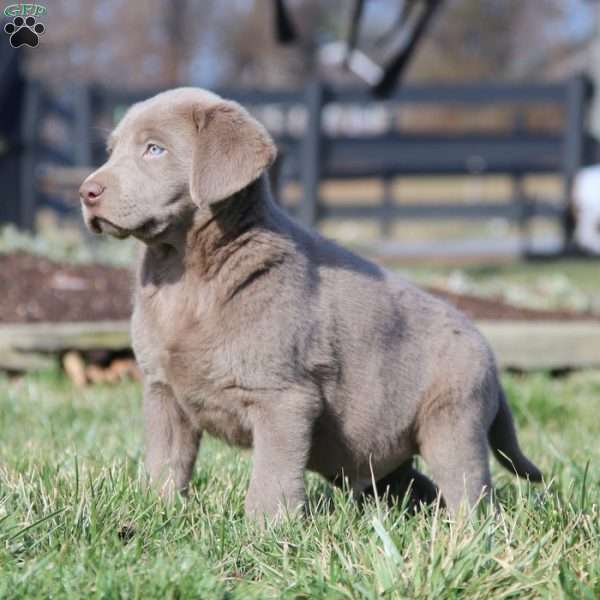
[4,15,45,48]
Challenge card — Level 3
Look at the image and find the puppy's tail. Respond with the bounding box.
[488,389,542,482]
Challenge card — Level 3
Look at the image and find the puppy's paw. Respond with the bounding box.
[245,491,303,527]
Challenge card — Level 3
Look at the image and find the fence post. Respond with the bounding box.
[513,174,532,255]
[0,47,25,227]
[73,83,92,167]
[299,79,324,227]
[381,176,394,237]
[19,79,42,231]
[562,74,590,250]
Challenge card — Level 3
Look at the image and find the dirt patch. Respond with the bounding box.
[0,252,597,323]
[427,288,596,321]
[0,253,132,323]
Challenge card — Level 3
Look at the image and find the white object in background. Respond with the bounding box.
[318,41,383,86]
[574,165,600,254]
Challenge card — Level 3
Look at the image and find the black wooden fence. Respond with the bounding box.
[5,75,598,252]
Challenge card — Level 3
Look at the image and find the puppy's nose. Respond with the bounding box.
[79,180,105,208]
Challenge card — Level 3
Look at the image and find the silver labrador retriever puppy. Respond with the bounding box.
[79,88,542,520]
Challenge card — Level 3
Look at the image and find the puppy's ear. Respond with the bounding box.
[190,101,276,205]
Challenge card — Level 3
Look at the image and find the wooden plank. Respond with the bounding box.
[320,200,562,221]
[323,134,563,177]
[0,321,130,353]
[92,85,303,110]
[0,319,599,372]
[335,82,569,105]
[0,349,56,372]
[478,320,600,370]
[92,81,569,108]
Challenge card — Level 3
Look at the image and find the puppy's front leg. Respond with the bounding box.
[245,401,314,524]
[143,382,201,499]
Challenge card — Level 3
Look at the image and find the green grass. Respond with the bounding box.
[1,371,599,599]
[0,222,137,267]
[399,260,600,314]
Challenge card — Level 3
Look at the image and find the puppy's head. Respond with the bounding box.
[79,88,276,242]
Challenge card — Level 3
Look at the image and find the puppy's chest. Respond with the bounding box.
[133,287,255,445]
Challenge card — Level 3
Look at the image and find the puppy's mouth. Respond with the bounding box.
[89,216,130,239]
[89,215,169,242]
[132,218,170,241]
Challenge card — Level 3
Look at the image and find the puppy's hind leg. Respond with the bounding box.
[362,460,440,512]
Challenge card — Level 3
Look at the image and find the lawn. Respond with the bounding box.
[1,229,599,598]
[1,370,599,598]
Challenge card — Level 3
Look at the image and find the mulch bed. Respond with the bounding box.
[427,288,598,322]
[0,252,597,324]
[0,253,132,323]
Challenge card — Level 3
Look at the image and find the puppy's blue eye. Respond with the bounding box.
[146,143,166,157]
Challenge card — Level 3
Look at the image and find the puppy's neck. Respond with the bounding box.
[142,175,286,281]
[184,176,268,275]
